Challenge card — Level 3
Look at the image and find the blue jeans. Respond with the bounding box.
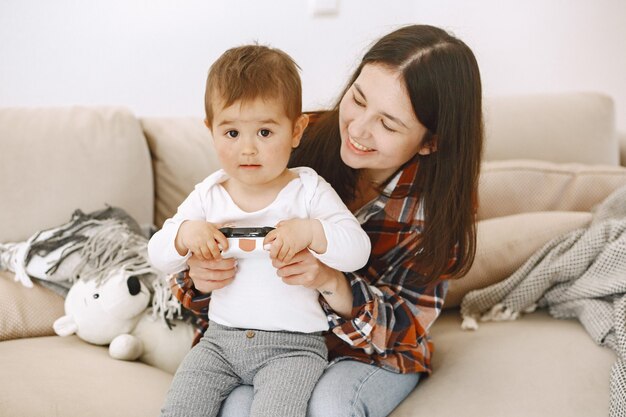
[217,360,421,417]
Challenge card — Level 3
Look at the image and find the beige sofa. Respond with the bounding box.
[1,92,626,417]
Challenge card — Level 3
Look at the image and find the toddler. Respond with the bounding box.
[148,44,370,417]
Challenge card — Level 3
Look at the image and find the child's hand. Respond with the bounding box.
[264,219,315,264]
[175,220,228,260]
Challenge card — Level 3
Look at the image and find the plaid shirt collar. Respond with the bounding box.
[353,161,421,226]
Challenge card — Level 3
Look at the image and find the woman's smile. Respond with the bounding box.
[347,135,375,152]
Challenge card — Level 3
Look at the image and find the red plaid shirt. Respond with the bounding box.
[170,160,454,374]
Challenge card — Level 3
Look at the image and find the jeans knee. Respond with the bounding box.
[307,383,364,417]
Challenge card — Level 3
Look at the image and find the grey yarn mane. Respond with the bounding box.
[18,206,185,324]
[25,206,144,279]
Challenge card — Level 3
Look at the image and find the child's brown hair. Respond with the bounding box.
[205,44,302,125]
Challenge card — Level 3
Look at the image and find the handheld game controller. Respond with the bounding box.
[219,227,275,259]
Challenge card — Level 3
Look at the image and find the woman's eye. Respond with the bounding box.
[258,129,271,138]
[381,121,396,133]
[226,130,239,138]
[353,94,365,108]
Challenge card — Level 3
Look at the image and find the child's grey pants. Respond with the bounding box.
[160,321,328,417]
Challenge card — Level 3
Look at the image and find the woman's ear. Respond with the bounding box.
[418,135,438,155]
[291,114,310,148]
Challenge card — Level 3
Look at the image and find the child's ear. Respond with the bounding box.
[204,119,214,136]
[291,114,309,148]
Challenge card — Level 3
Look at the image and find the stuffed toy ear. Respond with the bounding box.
[53,315,78,337]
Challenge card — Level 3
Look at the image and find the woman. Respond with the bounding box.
[173,24,483,417]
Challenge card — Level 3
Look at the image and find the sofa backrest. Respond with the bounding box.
[2,92,620,242]
[483,92,618,165]
[0,106,154,242]
[141,92,624,226]
[141,117,221,229]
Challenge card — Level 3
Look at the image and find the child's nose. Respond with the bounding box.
[240,136,258,155]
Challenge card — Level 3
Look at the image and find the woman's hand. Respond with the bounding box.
[272,249,354,318]
[186,253,237,294]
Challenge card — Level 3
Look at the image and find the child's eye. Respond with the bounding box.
[258,129,272,138]
[226,130,239,138]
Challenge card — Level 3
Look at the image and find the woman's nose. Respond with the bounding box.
[348,115,370,140]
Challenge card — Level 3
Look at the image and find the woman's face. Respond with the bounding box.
[338,63,433,184]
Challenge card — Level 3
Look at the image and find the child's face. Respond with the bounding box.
[208,97,307,189]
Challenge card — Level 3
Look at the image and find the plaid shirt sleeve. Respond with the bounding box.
[169,270,211,316]
[322,231,454,374]
[169,270,210,345]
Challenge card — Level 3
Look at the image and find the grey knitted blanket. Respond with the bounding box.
[460,184,626,416]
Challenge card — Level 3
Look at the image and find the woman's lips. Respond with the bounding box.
[347,135,375,153]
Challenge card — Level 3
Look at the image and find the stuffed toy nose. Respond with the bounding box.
[127,276,141,296]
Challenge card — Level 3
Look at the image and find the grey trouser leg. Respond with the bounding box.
[161,322,327,417]
[160,327,241,417]
[250,349,327,417]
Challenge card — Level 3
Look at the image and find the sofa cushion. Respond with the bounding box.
[0,271,65,341]
[390,310,615,417]
[141,117,221,228]
[0,335,172,417]
[0,106,154,242]
[444,211,592,308]
[477,159,626,220]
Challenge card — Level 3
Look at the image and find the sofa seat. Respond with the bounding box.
[0,304,614,417]
[0,335,172,417]
[395,310,615,417]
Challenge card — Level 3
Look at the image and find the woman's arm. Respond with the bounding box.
[326,233,456,355]
[274,240,451,356]
[327,269,448,354]
[169,255,237,315]
[273,250,354,318]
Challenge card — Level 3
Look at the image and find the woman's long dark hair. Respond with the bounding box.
[290,25,483,283]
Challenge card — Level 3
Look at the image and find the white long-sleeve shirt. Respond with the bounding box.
[148,167,371,332]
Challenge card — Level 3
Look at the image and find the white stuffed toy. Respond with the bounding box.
[53,269,194,374]
[0,206,195,373]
